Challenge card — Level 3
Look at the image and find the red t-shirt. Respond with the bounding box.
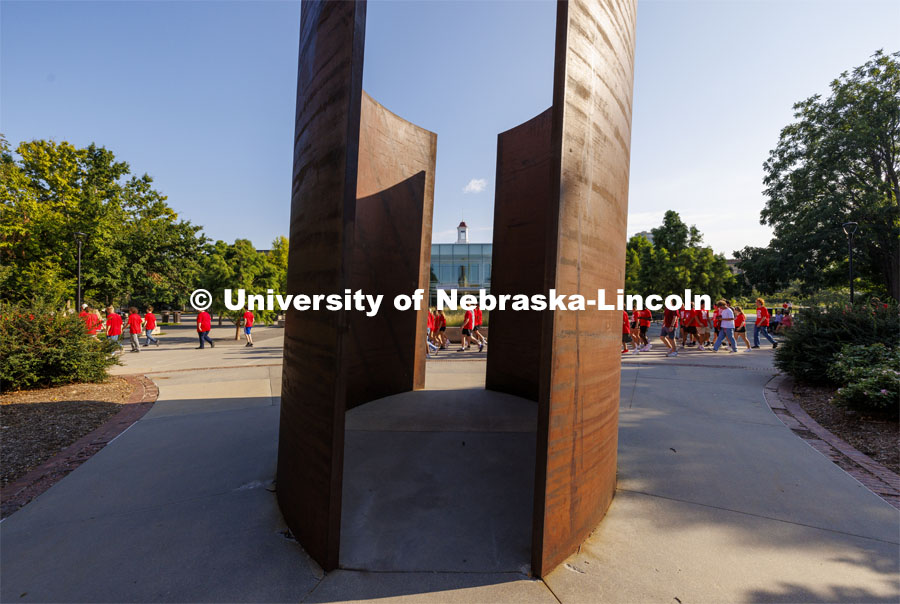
[438,314,446,329]
[243,311,254,328]
[712,308,721,327]
[463,310,474,330]
[144,313,157,331]
[474,307,483,326]
[637,309,651,327]
[622,310,630,334]
[106,313,122,336]
[663,308,677,328]
[756,306,770,326]
[128,313,143,334]
[197,311,212,332]
[79,310,89,321]
[427,312,434,329]
[85,313,101,335]
[735,312,745,328]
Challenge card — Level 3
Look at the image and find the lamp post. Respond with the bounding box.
[842,222,858,305]
[75,232,86,311]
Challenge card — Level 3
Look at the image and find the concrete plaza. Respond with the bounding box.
[1,324,897,602]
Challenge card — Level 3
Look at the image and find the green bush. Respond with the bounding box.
[826,344,900,415]
[774,303,899,384]
[0,300,119,392]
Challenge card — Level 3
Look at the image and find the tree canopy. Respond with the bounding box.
[626,210,737,302]
[737,50,900,300]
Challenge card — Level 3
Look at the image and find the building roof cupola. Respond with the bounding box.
[456,221,469,244]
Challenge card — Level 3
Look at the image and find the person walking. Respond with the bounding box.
[127,307,143,353]
[712,300,737,353]
[144,306,160,347]
[637,307,652,352]
[660,306,678,356]
[733,306,752,351]
[81,306,102,337]
[196,309,215,349]
[436,310,448,349]
[105,306,123,354]
[622,309,632,354]
[471,305,486,350]
[459,307,476,351]
[752,298,777,349]
[242,307,255,347]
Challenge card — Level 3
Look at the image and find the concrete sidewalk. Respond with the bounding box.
[1,337,897,602]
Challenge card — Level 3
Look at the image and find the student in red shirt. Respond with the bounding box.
[196,310,215,349]
[241,307,255,348]
[637,308,652,352]
[752,297,777,349]
[144,305,160,347]
[105,306,123,354]
[622,310,632,354]
[81,306,101,336]
[733,305,751,351]
[469,306,486,352]
[660,307,678,356]
[127,307,143,353]
[436,310,447,349]
[459,308,476,351]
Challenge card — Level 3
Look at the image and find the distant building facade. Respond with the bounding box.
[430,221,492,302]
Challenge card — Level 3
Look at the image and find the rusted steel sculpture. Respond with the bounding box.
[277,1,435,571]
[486,0,636,576]
[279,0,635,578]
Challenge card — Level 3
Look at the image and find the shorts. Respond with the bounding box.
[660,326,675,338]
[244,327,252,335]
[439,326,446,332]
[630,321,637,329]
[639,325,648,337]
[461,328,471,336]
[697,326,709,336]
[472,325,481,332]
[685,326,697,335]
[622,333,632,344]
[735,326,746,333]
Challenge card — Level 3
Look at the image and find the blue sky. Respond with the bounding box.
[2,1,898,256]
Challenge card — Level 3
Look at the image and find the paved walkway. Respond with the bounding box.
[1,328,897,602]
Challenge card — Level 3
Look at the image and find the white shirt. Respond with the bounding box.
[720,307,735,329]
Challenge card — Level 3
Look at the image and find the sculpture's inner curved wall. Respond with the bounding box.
[347,92,437,409]
[532,0,636,576]
[485,108,553,403]
[277,4,435,572]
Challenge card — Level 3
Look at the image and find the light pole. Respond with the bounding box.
[75,232,86,311]
[842,222,858,305]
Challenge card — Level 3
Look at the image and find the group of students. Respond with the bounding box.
[79,305,160,354]
[622,298,792,356]
[424,306,486,356]
[79,304,256,352]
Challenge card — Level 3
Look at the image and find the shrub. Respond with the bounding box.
[827,344,900,415]
[773,302,899,384]
[0,300,119,392]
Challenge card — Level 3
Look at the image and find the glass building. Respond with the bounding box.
[429,222,492,302]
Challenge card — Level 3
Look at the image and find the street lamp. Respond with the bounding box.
[842,222,858,304]
[75,232,86,311]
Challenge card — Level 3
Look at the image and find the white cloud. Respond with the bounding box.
[463,178,487,194]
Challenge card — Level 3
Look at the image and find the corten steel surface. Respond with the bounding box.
[485,108,553,403]
[531,0,637,577]
[347,92,436,409]
[277,0,365,572]
[278,1,437,572]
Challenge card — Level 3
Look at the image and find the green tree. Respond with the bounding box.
[760,50,900,300]
[0,138,206,307]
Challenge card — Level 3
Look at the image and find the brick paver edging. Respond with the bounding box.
[0,374,159,519]
[763,374,900,510]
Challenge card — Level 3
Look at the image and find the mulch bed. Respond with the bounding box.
[793,382,899,476]
[1,378,133,488]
